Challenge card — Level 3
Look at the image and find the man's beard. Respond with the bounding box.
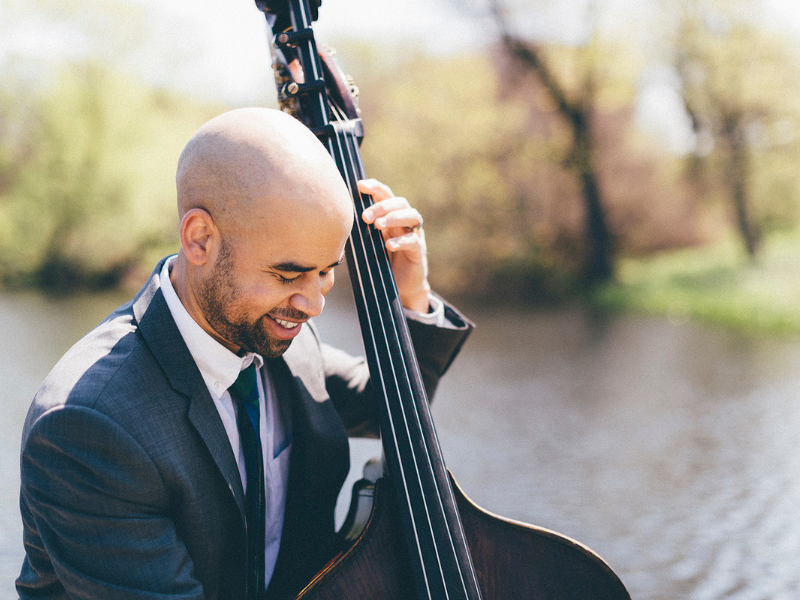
[197,244,305,358]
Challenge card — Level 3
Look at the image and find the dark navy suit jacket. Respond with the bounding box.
[17,259,472,600]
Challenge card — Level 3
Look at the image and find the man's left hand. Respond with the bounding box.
[359,179,430,314]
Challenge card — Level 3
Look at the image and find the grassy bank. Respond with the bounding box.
[591,231,800,336]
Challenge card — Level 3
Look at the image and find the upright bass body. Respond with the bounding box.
[297,476,629,599]
[255,1,631,598]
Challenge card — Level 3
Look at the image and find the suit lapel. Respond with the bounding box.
[265,330,350,598]
[279,329,351,495]
[133,259,246,517]
[186,385,246,516]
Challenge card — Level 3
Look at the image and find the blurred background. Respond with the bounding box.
[4,0,800,598]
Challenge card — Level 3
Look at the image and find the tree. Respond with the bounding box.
[337,40,694,302]
[490,0,615,285]
[671,0,800,257]
[0,62,223,291]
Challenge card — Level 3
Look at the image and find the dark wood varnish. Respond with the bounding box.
[453,477,629,599]
[296,480,415,600]
[298,475,629,600]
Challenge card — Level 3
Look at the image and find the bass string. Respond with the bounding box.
[337,121,465,551]
[326,106,422,484]
[322,120,420,508]
[322,113,441,592]
[342,136,446,534]
[325,123,436,592]
[328,108,469,597]
[340,128,472,599]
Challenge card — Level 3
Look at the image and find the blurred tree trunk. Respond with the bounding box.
[721,112,759,256]
[670,0,795,258]
[678,60,762,257]
[493,9,614,285]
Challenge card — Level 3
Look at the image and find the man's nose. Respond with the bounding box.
[290,278,325,318]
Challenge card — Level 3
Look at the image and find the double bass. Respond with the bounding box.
[254,1,631,598]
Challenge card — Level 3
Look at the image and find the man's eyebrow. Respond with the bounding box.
[271,256,344,273]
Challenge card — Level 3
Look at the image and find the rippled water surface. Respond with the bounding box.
[4,286,800,599]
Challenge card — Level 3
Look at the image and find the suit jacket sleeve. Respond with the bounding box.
[321,294,473,438]
[18,405,205,600]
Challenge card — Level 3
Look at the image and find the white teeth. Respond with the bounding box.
[275,318,299,329]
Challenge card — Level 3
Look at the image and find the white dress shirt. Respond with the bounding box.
[159,256,290,587]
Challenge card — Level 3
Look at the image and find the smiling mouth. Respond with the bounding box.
[272,317,301,329]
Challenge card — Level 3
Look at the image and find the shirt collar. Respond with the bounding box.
[159,256,263,397]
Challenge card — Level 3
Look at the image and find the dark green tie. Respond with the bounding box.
[229,364,266,600]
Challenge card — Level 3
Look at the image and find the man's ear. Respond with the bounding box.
[180,208,218,267]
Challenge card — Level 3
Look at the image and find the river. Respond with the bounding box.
[2,283,800,599]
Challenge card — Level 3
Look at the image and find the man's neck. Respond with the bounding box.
[169,254,241,355]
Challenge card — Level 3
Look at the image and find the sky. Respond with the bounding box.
[0,0,492,105]
[4,0,800,151]
[1,0,687,105]
[128,0,800,105]
[170,0,492,104]
[138,0,494,104]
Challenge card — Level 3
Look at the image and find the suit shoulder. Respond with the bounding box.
[25,304,149,434]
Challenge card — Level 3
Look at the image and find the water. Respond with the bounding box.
[430,308,800,600]
[3,285,800,599]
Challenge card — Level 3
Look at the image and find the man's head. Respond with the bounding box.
[173,107,354,358]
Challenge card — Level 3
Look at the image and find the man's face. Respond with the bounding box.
[196,208,350,358]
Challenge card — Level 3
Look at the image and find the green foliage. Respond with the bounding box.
[335,45,700,302]
[0,62,224,291]
[672,0,800,253]
[592,230,800,335]
[351,51,574,300]
[5,5,800,315]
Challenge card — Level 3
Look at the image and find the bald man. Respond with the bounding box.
[17,108,472,600]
